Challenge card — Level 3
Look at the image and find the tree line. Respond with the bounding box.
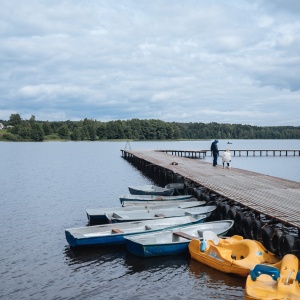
[0,113,299,142]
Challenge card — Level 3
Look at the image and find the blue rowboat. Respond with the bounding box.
[124,220,234,257]
[65,215,206,248]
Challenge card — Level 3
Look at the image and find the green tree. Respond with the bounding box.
[57,125,70,139]
[29,115,36,126]
[19,126,31,140]
[9,113,22,125]
[43,121,52,135]
[30,124,44,141]
[87,124,97,141]
[97,123,106,139]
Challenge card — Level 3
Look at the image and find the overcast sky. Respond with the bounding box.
[1,0,300,126]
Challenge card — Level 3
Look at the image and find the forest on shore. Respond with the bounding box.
[0,113,299,142]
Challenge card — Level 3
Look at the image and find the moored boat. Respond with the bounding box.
[245,254,300,300]
[122,199,204,208]
[124,220,234,257]
[164,182,185,191]
[128,185,175,196]
[65,215,206,247]
[120,194,193,205]
[108,205,216,223]
[122,199,203,207]
[86,201,205,225]
[189,234,280,277]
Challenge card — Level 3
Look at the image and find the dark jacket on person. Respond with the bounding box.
[211,140,219,154]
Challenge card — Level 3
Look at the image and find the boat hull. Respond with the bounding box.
[125,220,234,257]
[65,230,126,247]
[120,194,193,204]
[244,254,300,300]
[65,215,206,248]
[86,201,205,225]
[189,236,280,277]
[126,240,190,257]
[128,185,174,196]
[109,206,216,223]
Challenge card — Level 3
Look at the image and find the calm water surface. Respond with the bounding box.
[0,140,299,300]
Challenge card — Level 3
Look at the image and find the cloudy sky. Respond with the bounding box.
[1,0,300,125]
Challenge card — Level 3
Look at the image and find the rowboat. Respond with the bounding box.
[189,233,280,277]
[108,205,216,223]
[120,194,193,205]
[245,254,300,300]
[86,201,205,225]
[122,198,204,208]
[122,198,199,207]
[128,185,175,196]
[124,220,234,257]
[164,183,185,190]
[65,215,206,247]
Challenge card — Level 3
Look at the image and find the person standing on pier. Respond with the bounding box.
[210,139,219,167]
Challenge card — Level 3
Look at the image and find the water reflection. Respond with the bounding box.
[189,257,245,298]
[124,252,190,273]
[64,244,127,266]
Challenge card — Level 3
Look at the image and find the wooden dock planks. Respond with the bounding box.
[123,150,300,229]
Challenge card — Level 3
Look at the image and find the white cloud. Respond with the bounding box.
[0,0,299,125]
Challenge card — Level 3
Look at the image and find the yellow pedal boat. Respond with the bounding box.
[245,254,300,300]
[188,231,280,277]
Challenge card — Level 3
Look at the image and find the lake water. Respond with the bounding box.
[0,140,299,300]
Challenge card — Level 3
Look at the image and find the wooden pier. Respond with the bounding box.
[157,149,300,158]
[121,149,300,232]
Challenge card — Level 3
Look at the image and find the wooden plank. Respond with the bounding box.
[155,214,166,217]
[111,228,124,234]
[173,231,196,240]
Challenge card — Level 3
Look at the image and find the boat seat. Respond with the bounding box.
[173,231,195,240]
[250,264,280,282]
[155,214,166,217]
[111,228,124,234]
[203,230,220,245]
[112,213,122,218]
[197,230,204,237]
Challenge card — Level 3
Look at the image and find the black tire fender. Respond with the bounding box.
[234,211,244,234]
[242,216,252,239]
[185,187,194,195]
[250,219,262,241]
[221,204,230,220]
[228,208,237,221]
[261,226,276,253]
[271,230,283,256]
[279,234,297,257]
[194,189,202,200]
[192,188,198,197]
[203,194,211,202]
[216,203,224,220]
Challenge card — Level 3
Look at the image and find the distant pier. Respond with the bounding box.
[156,149,300,158]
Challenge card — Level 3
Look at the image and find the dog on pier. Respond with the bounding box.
[222,149,232,169]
